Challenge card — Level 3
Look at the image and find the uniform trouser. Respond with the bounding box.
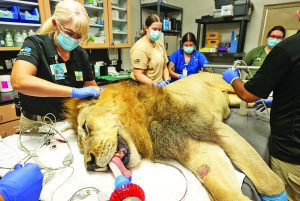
[270,156,300,201]
[20,114,41,133]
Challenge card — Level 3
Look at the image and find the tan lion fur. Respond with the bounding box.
[64,72,285,201]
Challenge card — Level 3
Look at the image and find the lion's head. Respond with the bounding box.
[65,80,220,172]
[64,84,143,171]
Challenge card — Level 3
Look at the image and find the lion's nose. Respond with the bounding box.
[87,153,99,171]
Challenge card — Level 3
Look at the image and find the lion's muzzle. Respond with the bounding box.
[85,135,130,171]
[86,153,101,171]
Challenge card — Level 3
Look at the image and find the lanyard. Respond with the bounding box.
[55,55,58,64]
[181,53,195,68]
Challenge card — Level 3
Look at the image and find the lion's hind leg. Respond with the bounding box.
[183,139,251,201]
[216,121,285,196]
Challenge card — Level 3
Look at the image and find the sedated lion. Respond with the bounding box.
[64,72,285,201]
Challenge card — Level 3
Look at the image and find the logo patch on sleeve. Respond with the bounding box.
[18,47,32,56]
[23,47,31,52]
[134,59,140,64]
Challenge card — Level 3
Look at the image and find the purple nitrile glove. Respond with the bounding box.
[71,87,104,99]
[259,191,287,201]
[253,98,272,112]
[222,68,239,84]
[178,74,187,79]
[0,163,43,201]
[156,80,170,87]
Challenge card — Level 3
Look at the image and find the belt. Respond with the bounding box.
[22,110,65,121]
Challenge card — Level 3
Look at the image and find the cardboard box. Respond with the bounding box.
[0,120,19,137]
[0,103,18,123]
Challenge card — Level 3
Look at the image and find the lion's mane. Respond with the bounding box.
[64,82,219,164]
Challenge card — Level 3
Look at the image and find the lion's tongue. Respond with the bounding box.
[110,156,132,178]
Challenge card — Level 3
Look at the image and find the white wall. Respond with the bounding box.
[244,0,299,50]
[119,0,140,70]
[166,0,300,52]
[121,0,300,70]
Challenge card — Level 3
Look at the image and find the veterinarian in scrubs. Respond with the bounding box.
[11,0,101,131]
[243,25,286,79]
[222,10,300,201]
[168,32,208,82]
[130,14,170,87]
[0,163,43,201]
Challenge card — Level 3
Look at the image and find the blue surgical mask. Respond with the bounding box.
[183,46,194,54]
[267,38,281,48]
[149,30,161,42]
[57,31,80,51]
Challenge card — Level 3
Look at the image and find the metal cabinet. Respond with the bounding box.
[0,0,46,52]
[195,16,250,59]
[140,1,183,36]
[44,0,131,49]
[140,1,183,55]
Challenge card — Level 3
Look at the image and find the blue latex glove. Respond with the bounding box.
[222,68,239,84]
[156,80,169,87]
[259,191,287,201]
[0,163,43,201]
[253,98,272,112]
[71,87,103,99]
[178,74,187,79]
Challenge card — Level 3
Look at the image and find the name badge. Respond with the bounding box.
[50,63,67,80]
[74,71,83,81]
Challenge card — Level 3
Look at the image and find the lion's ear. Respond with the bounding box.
[77,99,98,110]
[63,98,98,129]
[64,98,97,114]
[64,98,81,114]
[63,98,81,126]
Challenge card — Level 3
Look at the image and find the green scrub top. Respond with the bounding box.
[243,45,267,79]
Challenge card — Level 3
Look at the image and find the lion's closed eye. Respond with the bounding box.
[82,121,90,136]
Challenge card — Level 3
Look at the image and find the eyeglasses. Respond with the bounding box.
[58,22,82,40]
[269,35,283,40]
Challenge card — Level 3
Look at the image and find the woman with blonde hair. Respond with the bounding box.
[11,0,101,129]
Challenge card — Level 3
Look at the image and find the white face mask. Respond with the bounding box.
[183,46,194,54]
[267,38,281,48]
[149,30,161,42]
[57,31,80,51]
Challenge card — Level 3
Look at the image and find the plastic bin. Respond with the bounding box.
[206,39,220,48]
[18,7,39,23]
[0,5,19,22]
[206,32,220,40]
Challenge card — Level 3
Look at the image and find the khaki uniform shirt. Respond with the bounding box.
[130,35,168,82]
